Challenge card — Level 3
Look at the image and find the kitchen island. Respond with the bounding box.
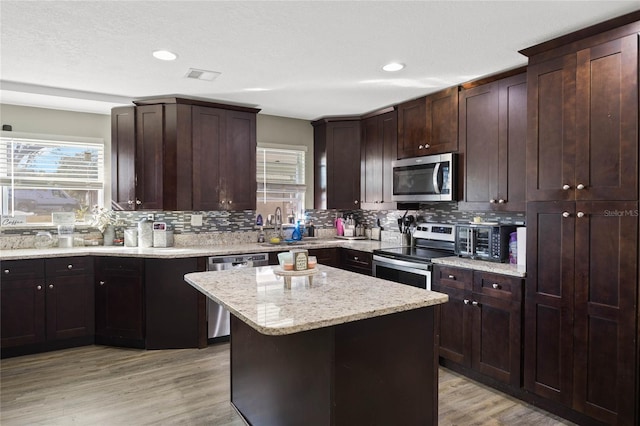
[185,264,448,426]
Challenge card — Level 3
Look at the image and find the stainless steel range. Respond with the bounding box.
[372,223,456,290]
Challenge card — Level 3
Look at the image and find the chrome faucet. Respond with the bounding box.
[274,207,283,238]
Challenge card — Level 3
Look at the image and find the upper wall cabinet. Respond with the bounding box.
[525,34,638,202]
[313,118,361,210]
[360,109,397,210]
[458,72,527,212]
[111,98,259,211]
[397,86,459,159]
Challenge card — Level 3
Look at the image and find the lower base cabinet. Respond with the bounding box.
[339,248,372,275]
[432,265,523,387]
[1,257,94,358]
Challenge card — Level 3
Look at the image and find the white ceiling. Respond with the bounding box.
[1,1,639,120]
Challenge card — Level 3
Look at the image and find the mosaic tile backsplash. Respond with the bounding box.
[1,204,525,250]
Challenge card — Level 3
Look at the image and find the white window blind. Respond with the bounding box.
[257,146,306,203]
[0,134,105,190]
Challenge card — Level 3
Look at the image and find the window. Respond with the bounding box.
[256,144,306,221]
[0,132,105,224]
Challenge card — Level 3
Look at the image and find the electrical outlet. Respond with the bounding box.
[147,213,154,221]
[191,214,203,226]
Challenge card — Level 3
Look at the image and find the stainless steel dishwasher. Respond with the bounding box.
[206,253,269,340]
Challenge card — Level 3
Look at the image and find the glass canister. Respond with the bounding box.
[137,218,153,248]
[124,228,138,247]
[34,231,54,249]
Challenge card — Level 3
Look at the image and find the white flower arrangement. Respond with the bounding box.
[91,206,122,233]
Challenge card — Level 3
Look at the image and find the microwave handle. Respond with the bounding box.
[433,162,442,194]
[469,228,475,256]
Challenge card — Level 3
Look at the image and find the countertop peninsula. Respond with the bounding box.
[184,264,448,336]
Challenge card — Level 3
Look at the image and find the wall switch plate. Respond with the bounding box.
[191,214,203,226]
[147,213,154,221]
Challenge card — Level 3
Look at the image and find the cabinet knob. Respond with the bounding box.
[576,183,585,190]
[448,274,455,279]
[418,144,424,149]
[354,200,359,205]
[67,264,73,270]
[492,283,500,289]
[3,269,9,274]
[562,212,571,218]
[221,200,226,204]
[127,200,134,205]
[425,144,430,149]
[228,200,232,205]
[354,256,359,261]
[472,301,479,306]
[577,211,585,218]
[489,199,496,204]
[463,299,470,305]
[99,281,105,286]
[48,284,54,289]
[498,199,505,204]
[562,184,571,190]
[136,199,142,205]
[36,285,42,290]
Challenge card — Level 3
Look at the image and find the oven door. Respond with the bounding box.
[372,255,432,290]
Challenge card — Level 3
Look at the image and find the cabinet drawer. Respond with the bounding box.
[340,249,372,275]
[473,271,523,300]
[434,266,472,291]
[95,257,144,274]
[1,259,45,281]
[46,257,93,276]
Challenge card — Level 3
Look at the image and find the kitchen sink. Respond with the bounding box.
[259,240,322,247]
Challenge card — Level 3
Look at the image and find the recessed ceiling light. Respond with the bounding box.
[383,62,405,72]
[152,50,178,61]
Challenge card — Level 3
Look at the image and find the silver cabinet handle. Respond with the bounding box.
[48,284,54,289]
[36,285,42,290]
[99,281,105,286]
[463,299,470,305]
[3,269,9,274]
[448,274,455,279]
[425,144,430,149]
[498,199,505,204]
[136,199,142,205]
[353,256,359,261]
[562,184,571,190]
[577,211,585,218]
[576,183,585,190]
[67,264,73,270]
[489,199,496,204]
[418,144,424,149]
[354,200,359,205]
[472,301,479,306]
[228,200,232,205]
[562,212,571,218]
[127,199,134,205]
[492,283,499,289]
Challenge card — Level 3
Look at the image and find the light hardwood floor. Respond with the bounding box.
[1,344,574,425]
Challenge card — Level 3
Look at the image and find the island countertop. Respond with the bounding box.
[184,265,448,336]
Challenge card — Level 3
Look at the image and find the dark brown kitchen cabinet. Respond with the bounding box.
[111,98,259,211]
[360,108,397,210]
[458,72,527,211]
[1,257,94,358]
[525,201,638,425]
[433,265,523,387]
[397,86,459,159]
[94,257,145,348]
[313,118,361,209]
[339,249,372,276]
[526,34,638,202]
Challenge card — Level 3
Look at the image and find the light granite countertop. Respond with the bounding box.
[431,256,526,277]
[184,264,448,336]
[0,239,395,261]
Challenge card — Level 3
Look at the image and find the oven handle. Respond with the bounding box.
[373,256,432,275]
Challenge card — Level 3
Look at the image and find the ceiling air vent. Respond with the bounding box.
[184,68,221,81]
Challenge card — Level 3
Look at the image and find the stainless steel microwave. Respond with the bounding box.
[391,153,456,202]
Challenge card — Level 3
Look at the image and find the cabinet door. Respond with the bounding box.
[575,35,638,201]
[497,73,527,211]
[192,106,224,211]
[45,257,94,341]
[221,110,257,210]
[572,201,638,424]
[0,260,46,348]
[524,201,575,406]
[309,248,339,268]
[526,55,577,201]
[361,111,397,209]
[397,97,427,159]
[111,106,136,210]
[470,292,522,386]
[459,82,500,206]
[327,121,361,209]
[136,104,165,210]
[426,86,458,154]
[95,258,145,343]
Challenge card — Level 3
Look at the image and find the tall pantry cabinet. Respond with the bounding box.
[521,15,639,425]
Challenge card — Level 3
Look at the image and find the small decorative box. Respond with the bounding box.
[290,249,309,271]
